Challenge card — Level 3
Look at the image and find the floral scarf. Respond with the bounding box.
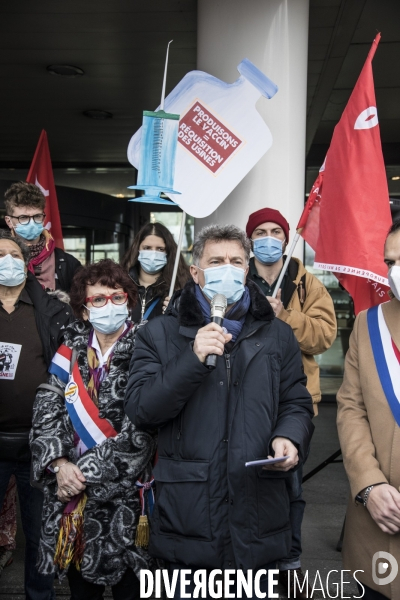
[87,322,133,406]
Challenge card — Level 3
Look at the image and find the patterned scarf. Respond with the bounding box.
[28,233,46,260]
[54,493,87,572]
[87,322,133,406]
[27,230,55,274]
[194,285,250,342]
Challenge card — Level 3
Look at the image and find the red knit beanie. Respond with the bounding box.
[246,208,290,242]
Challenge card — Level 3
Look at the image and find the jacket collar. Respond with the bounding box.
[129,265,165,290]
[169,278,274,328]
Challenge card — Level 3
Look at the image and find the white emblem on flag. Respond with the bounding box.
[354,106,379,130]
[35,176,49,196]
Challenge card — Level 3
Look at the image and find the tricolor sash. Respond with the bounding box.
[49,344,72,384]
[49,345,117,450]
[367,304,400,426]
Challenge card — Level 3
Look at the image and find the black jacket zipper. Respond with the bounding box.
[177,327,267,441]
[140,293,147,319]
[225,353,231,390]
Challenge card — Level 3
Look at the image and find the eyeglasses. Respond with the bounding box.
[7,213,46,225]
[85,292,128,308]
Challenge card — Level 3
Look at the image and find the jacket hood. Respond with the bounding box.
[168,278,274,327]
[24,271,70,317]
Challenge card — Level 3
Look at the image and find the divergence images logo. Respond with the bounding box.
[372,552,398,586]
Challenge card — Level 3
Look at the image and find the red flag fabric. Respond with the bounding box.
[299,34,391,314]
[26,130,64,249]
[297,157,325,250]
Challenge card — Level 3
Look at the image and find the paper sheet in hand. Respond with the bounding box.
[245,456,290,467]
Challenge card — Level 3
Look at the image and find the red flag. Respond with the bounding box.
[299,34,391,314]
[26,130,64,249]
[297,157,325,250]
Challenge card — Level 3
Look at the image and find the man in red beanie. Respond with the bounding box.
[246,207,337,599]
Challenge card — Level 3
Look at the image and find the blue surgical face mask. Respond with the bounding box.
[14,220,44,241]
[138,250,167,274]
[86,301,129,335]
[0,254,27,287]
[253,236,284,265]
[200,264,246,305]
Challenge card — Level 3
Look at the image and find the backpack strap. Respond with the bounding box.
[297,273,307,307]
[36,383,64,398]
[143,297,160,321]
[70,349,78,373]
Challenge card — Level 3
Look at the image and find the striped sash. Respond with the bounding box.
[49,345,117,449]
[367,304,400,426]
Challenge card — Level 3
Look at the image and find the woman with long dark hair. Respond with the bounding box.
[121,221,190,322]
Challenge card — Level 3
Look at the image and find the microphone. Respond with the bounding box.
[205,294,227,371]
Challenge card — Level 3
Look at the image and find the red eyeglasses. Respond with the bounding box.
[85,292,128,308]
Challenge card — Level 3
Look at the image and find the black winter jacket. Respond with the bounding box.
[24,272,73,366]
[125,280,314,570]
[54,247,81,293]
[129,266,165,322]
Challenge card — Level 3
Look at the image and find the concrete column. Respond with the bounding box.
[196,0,309,259]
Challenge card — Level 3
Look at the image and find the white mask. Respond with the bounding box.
[85,302,129,335]
[388,266,400,301]
[0,254,26,287]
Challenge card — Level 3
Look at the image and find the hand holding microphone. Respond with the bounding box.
[193,294,231,368]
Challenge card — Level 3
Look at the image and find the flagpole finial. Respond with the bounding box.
[368,32,381,61]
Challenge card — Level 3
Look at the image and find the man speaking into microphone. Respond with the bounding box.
[125,224,314,599]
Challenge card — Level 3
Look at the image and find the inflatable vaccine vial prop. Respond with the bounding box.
[128,109,181,205]
[128,58,278,217]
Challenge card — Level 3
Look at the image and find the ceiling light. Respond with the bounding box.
[47,64,84,77]
[83,110,113,120]
[391,176,400,181]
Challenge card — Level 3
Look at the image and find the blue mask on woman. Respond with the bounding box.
[15,221,44,241]
[253,236,283,265]
[200,264,245,305]
[0,254,26,287]
[138,250,167,274]
[86,302,129,335]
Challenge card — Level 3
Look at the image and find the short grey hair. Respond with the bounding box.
[0,229,30,265]
[192,224,251,265]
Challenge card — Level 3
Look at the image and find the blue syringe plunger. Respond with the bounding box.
[128,109,181,204]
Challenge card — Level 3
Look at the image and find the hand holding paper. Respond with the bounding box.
[262,437,299,471]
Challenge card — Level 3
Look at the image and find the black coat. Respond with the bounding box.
[24,271,73,366]
[125,280,314,570]
[54,247,81,293]
[31,321,157,585]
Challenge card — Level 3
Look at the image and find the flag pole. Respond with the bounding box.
[169,210,186,298]
[271,230,302,299]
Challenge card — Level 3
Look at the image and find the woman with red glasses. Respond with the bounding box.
[29,259,156,600]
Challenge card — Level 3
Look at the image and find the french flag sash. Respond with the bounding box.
[367,304,400,426]
[49,345,117,450]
